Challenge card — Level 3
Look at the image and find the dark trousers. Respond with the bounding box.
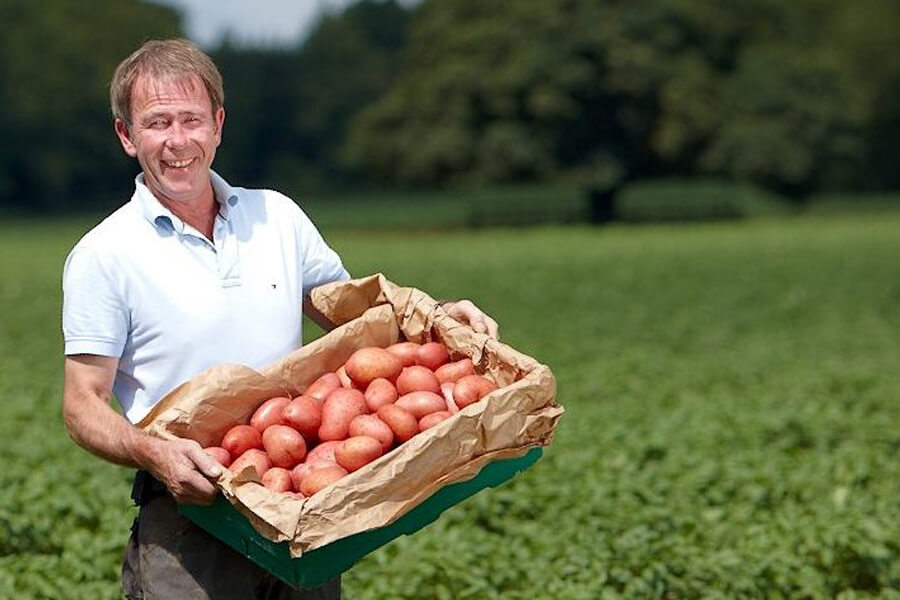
[124,473,340,600]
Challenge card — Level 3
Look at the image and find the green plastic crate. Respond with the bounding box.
[179,447,543,589]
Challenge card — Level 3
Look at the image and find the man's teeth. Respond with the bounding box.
[165,158,193,168]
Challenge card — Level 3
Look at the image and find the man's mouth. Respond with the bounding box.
[163,158,196,169]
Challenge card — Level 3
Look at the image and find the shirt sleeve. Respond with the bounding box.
[295,205,351,292]
[62,246,129,357]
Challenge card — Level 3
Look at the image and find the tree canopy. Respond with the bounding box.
[1,0,898,214]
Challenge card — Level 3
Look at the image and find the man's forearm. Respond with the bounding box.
[63,388,162,471]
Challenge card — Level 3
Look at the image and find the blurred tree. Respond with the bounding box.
[213,0,412,193]
[343,0,900,196]
[0,0,182,213]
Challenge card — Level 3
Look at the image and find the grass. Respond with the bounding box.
[1,211,899,598]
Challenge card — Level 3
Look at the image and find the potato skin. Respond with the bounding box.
[385,342,420,367]
[261,467,293,493]
[345,347,403,386]
[364,377,398,412]
[299,465,348,496]
[203,446,232,468]
[335,436,384,472]
[395,390,447,419]
[376,404,419,443]
[222,425,263,460]
[262,424,307,468]
[416,342,450,370]
[304,373,342,403]
[319,388,368,441]
[434,358,475,384]
[282,395,322,443]
[396,366,442,395]
[305,440,342,466]
[453,375,499,408]
[290,462,313,491]
[419,410,453,431]
[230,448,272,478]
[348,414,394,453]
[250,396,291,432]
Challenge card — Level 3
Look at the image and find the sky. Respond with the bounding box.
[152,0,416,48]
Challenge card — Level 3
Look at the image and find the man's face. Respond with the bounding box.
[115,74,224,207]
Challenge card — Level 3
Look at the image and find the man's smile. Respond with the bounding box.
[162,157,197,169]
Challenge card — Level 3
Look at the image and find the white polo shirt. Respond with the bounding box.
[62,170,350,423]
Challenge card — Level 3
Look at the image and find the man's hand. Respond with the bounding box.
[63,355,223,506]
[144,437,223,505]
[441,299,500,339]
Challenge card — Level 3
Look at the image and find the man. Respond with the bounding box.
[62,38,498,600]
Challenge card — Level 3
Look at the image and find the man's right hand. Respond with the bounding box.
[144,437,224,505]
[63,355,225,506]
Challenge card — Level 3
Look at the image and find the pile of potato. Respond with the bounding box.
[204,341,499,498]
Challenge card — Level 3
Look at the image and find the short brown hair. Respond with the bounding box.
[110,38,224,126]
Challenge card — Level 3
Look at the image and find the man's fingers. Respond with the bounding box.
[189,445,224,479]
[177,472,218,505]
[446,300,500,340]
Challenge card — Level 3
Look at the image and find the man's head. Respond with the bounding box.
[110,38,223,129]
[110,39,226,207]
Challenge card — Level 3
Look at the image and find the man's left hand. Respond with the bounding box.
[441,300,500,340]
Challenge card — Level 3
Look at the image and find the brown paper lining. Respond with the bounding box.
[140,274,563,556]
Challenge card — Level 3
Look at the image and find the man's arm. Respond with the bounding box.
[62,355,223,505]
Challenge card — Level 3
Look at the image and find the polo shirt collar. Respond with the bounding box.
[134,169,240,232]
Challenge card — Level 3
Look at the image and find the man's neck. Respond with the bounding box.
[156,186,218,241]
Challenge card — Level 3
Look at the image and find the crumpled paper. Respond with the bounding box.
[138,274,564,556]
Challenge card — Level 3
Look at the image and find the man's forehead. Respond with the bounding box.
[132,72,210,108]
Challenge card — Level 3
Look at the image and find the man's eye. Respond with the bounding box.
[149,120,168,129]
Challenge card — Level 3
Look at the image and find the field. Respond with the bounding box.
[1,211,899,599]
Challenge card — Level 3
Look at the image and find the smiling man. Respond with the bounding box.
[61,39,498,600]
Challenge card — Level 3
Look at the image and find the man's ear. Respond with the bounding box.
[214,107,225,146]
[114,118,138,157]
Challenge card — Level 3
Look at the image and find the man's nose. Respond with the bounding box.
[166,123,189,148]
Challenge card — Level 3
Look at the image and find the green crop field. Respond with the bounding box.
[1,212,899,599]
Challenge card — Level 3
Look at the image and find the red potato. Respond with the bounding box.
[416,342,450,370]
[299,465,348,497]
[221,425,263,460]
[230,448,271,478]
[261,467,293,493]
[348,414,394,453]
[282,395,322,442]
[453,375,500,408]
[305,440,342,466]
[335,436,384,472]
[262,425,307,468]
[385,341,420,367]
[395,390,447,419]
[441,382,459,414]
[290,462,314,491]
[376,404,419,443]
[345,347,403,386]
[364,377,398,412]
[203,446,232,468]
[396,365,441,395]
[319,388,368,441]
[434,358,475,384]
[250,396,291,432]
[419,410,453,431]
[304,372,341,403]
